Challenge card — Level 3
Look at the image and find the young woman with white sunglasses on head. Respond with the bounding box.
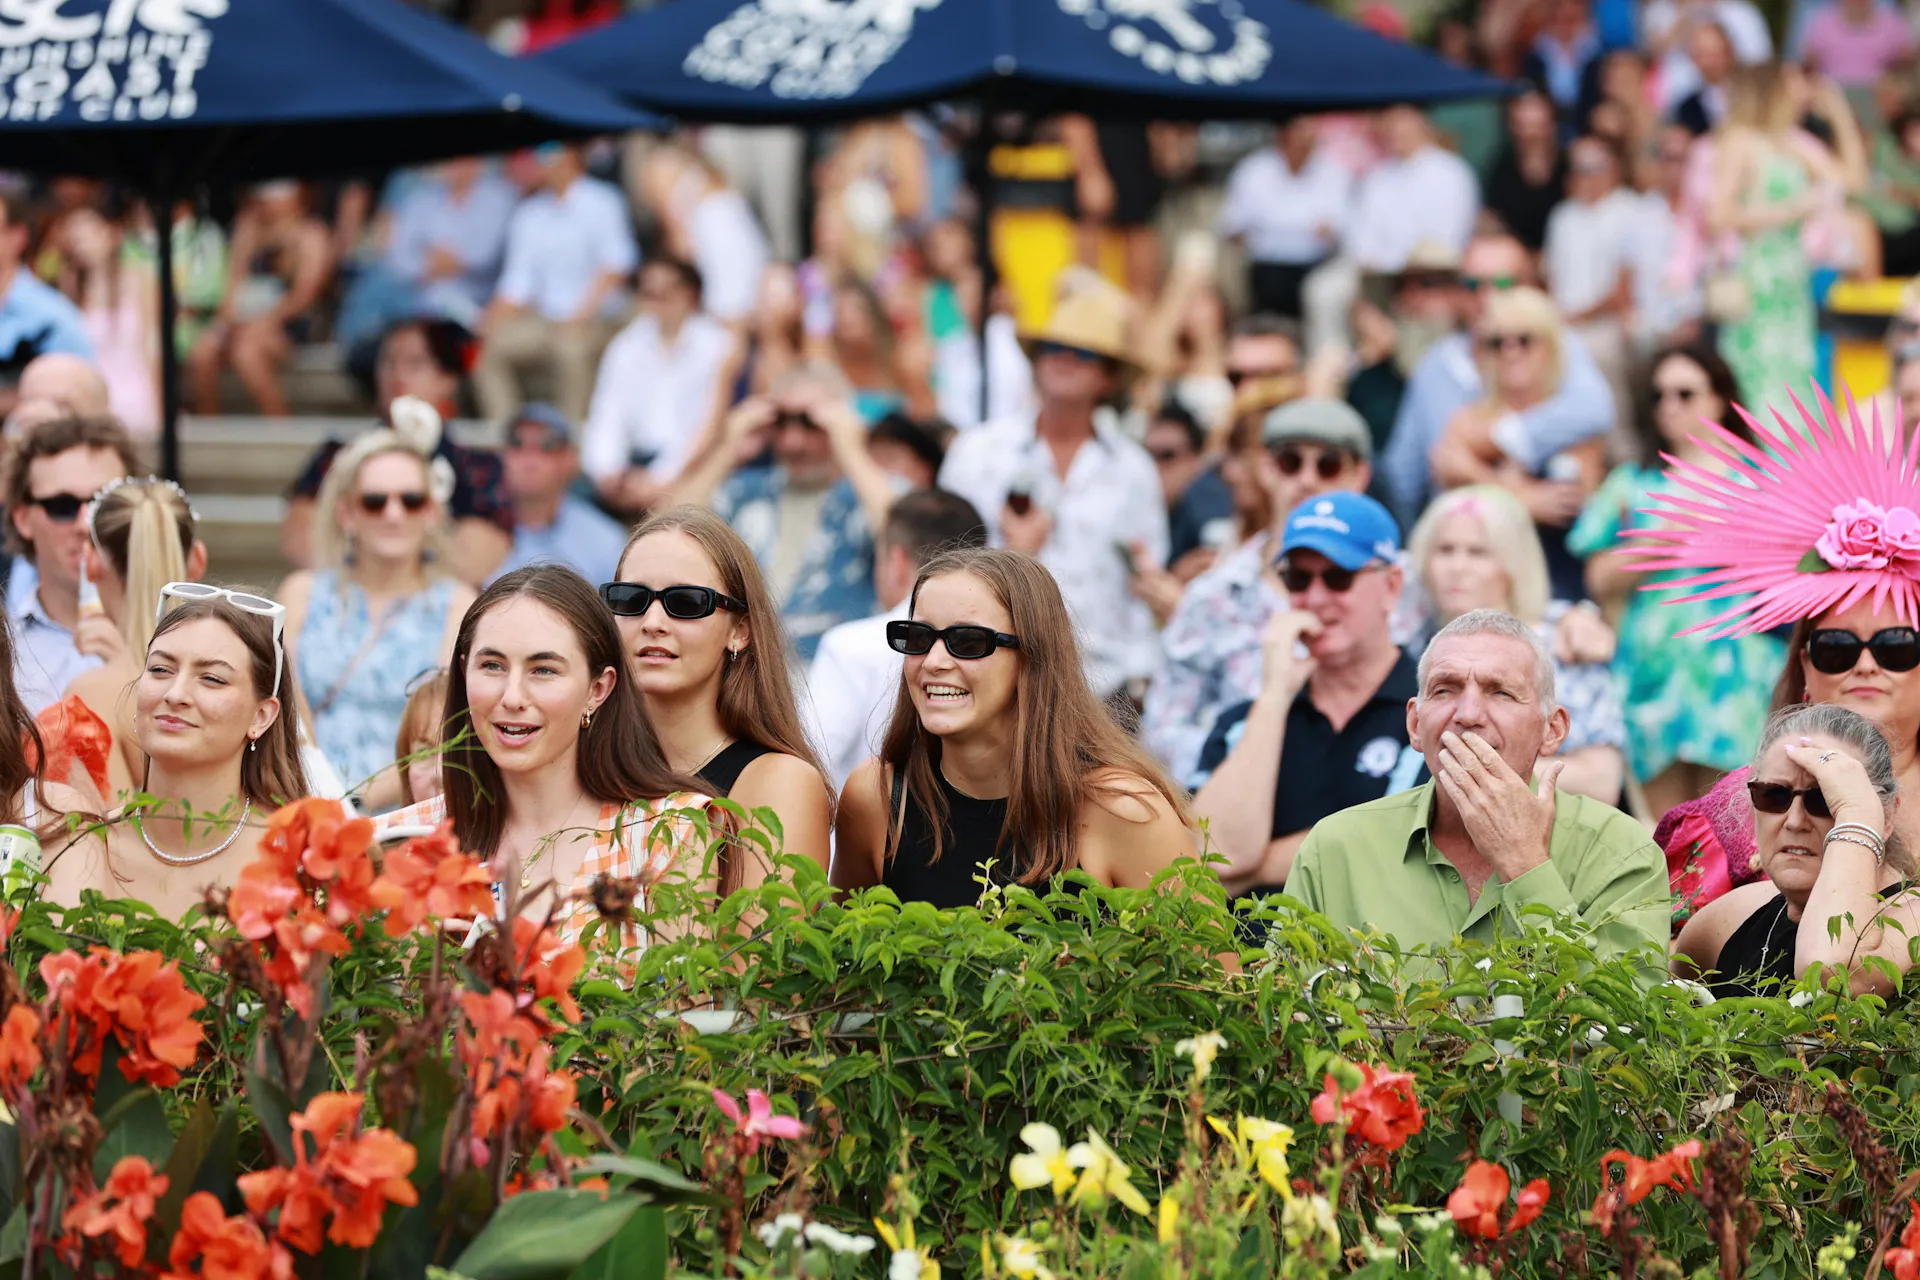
[47,584,310,919]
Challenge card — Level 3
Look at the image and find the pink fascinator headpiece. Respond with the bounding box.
[1621,385,1920,638]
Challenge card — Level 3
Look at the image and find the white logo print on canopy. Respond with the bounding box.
[0,0,226,122]
[1058,0,1271,86]
[683,0,944,100]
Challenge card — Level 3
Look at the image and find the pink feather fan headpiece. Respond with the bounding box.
[1621,385,1920,638]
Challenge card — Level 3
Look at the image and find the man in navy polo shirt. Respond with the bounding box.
[1191,492,1426,906]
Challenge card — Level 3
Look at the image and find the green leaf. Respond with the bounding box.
[573,1155,714,1205]
[0,1205,21,1265]
[564,1205,667,1280]
[450,1190,644,1280]
[153,1098,220,1244]
[94,1089,172,1181]
[1795,547,1832,574]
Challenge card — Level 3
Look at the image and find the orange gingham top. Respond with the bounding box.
[372,790,713,948]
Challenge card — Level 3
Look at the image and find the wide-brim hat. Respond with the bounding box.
[1019,282,1144,384]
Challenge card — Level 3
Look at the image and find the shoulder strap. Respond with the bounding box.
[311,591,408,719]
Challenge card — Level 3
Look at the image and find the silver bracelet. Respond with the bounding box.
[1827,821,1886,850]
[1824,830,1886,865]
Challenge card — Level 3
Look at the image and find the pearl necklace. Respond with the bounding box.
[136,800,253,868]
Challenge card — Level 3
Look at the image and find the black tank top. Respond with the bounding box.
[699,740,776,798]
[882,770,1015,909]
[1710,881,1912,999]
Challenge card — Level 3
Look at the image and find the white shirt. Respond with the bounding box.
[1543,188,1644,318]
[581,311,736,483]
[1629,191,1699,340]
[686,188,769,322]
[938,413,1169,698]
[1342,145,1480,272]
[804,601,907,790]
[1645,0,1773,108]
[494,176,637,321]
[1216,146,1352,265]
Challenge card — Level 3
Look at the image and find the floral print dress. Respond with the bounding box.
[1568,464,1785,784]
[1717,144,1817,424]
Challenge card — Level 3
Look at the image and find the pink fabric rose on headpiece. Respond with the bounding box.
[1816,501,1920,571]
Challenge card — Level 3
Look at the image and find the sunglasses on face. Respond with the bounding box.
[1271,445,1351,480]
[1148,446,1190,464]
[509,429,569,453]
[1227,366,1295,388]
[357,490,430,515]
[1746,779,1832,819]
[1461,275,1519,293]
[1033,341,1104,365]
[1806,627,1920,674]
[1652,384,1701,405]
[599,582,747,620]
[887,619,1021,660]
[1479,331,1537,354]
[26,492,91,522]
[1275,557,1377,594]
[772,409,821,432]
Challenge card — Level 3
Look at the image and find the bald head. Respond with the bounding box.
[17,354,110,417]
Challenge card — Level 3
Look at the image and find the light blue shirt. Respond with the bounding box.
[0,269,93,367]
[494,176,637,322]
[8,563,99,717]
[494,495,630,588]
[385,170,519,316]
[1382,329,1616,526]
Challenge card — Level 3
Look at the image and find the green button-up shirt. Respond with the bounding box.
[1288,780,1670,964]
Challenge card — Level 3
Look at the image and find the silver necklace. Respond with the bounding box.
[136,799,252,867]
[1755,894,1793,978]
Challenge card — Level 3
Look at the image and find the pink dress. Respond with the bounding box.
[83,293,158,438]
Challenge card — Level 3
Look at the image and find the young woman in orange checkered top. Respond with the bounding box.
[373,565,716,944]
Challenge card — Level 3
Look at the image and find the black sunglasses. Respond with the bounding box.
[1033,341,1105,365]
[1479,332,1537,354]
[358,490,430,515]
[599,582,747,620]
[25,491,90,522]
[1271,446,1351,480]
[772,409,822,432]
[1806,627,1920,675]
[1746,780,1832,820]
[887,620,1021,660]
[1276,556,1377,594]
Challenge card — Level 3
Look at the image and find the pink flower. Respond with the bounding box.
[1816,501,1920,571]
[712,1088,806,1154]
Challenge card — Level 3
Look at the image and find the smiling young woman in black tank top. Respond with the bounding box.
[605,506,832,872]
[833,548,1196,906]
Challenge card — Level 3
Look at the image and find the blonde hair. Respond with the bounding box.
[1475,286,1565,409]
[1407,485,1551,626]
[1726,62,1801,134]
[310,429,452,572]
[88,477,195,658]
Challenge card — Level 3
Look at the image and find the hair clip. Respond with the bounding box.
[87,475,202,546]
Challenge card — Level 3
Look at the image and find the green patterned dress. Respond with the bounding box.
[1717,145,1817,424]
[1568,464,1786,782]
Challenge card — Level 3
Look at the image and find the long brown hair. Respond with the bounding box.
[0,613,46,826]
[146,599,310,808]
[878,548,1191,883]
[617,507,828,782]
[442,566,701,858]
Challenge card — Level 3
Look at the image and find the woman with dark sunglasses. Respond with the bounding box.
[605,506,831,871]
[278,404,476,810]
[1673,704,1917,999]
[833,547,1195,907]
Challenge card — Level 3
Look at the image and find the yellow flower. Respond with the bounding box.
[1157,1193,1181,1245]
[1174,1031,1227,1083]
[1206,1115,1295,1198]
[997,1235,1054,1280]
[1009,1123,1076,1198]
[1067,1131,1152,1216]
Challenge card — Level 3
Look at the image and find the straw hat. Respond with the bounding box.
[1019,279,1143,381]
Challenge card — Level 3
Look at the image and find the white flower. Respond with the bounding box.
[1174,1031,1227,1083]
[889,1248,935,1280]
[756,1212,805,1248]
[804,1223,876,1256]
[387,395,444,453]
[1009,1123,1075,1197]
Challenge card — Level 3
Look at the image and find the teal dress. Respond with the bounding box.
[1718,146,1817,423]
[1569,465,1785,782]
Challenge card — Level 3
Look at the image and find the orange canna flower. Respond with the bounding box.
[511,917,586,1025]
[371,824,494,937]
[91,949,208,1087]
[324,1128,419,1247]
[1508,1177,1551,1234]
[1447,1160,1510,1239]
[1886,1200,1919,1280]
[1591,1140,1702,1232]
[524,1043,577,1135]
[167,1190,295,1280]
[0,1003,41,1092]
[63,1156,168,1266]
[1309,1064,1425,1153]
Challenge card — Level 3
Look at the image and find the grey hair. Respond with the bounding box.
[1417,608,1557,716]
[1751,703,1911,874]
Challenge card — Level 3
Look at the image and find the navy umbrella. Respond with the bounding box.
[538,0,1510,122]
[0,0,661,474]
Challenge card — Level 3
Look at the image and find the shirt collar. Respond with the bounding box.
[1399,780,1445,863]
[1296,649,1420,708]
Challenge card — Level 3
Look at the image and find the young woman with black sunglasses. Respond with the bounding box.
[833,547,1195,907]
[1673,704,1917,999]
[604,506,831,872]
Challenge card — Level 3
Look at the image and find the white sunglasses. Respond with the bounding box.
[154,582,287,697]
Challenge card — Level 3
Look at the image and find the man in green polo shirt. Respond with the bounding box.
[1289,608,1668,963]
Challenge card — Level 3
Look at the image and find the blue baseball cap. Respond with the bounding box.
[1280,492,1401,571]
